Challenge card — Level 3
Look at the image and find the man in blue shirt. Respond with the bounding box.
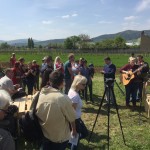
[101,57,116,104]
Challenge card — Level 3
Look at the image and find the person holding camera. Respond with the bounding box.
[101,57,116,104]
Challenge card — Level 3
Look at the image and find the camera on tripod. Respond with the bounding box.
[105,78,115,87]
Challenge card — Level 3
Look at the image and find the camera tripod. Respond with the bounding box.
[88,79,126,150]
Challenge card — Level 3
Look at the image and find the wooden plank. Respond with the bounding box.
[18,100,26,117]
[11,101,20,108]
[25,100,32,112]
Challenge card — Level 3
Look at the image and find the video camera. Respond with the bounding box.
[105,78,115,87]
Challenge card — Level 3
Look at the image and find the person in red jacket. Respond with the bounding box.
[10,53,16,67]
[12,61,21,85]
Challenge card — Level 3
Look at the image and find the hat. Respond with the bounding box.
[32,60,36,63]
[128,57,136,62]
[18,57,25,61]
[42,56,47,61]
[0,89,11,110]
[89,63,94,67]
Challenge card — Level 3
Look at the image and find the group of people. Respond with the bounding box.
[0,52,149,150]
[120,54,149,108]
[8,53,95,102]
[0,52,95,150]
[100,54,149,109]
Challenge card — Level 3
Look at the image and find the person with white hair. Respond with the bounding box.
[0,89,15,150]
[68,75,88,150]
[0,68,26,100]
[120,57,141,108]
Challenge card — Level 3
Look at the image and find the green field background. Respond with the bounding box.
[0,51,150,68]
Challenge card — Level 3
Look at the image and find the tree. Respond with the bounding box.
[28,38,34,49]
[64,38,73,49]
[0,42,10,49]
[30,38,34,48]
[114,36,126,49]
[70,36,81,49]
[78,34,90,49]
[39,45,43,49]
[28,38,31,49]
[101,39,114,49]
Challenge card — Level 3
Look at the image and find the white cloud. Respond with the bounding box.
[72,13,78,17]
[124,16,138,21]
[136,0,150,12]
[98,21,112,24]
[62,15,70,19]
[42,20,53,24]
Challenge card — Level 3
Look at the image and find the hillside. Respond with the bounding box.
[35,39,65,46]
[0,30,150,46]
[92,30,150,42]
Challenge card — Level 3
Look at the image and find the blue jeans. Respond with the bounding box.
[125,82,138,105]
[40,138,68,150]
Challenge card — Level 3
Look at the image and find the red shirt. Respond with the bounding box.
[12,67,21,85]
[10,57,16,67]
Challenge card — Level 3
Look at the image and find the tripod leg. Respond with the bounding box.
[115,80,125,96]
[139,97,142,125]
[139,82,145,125]
[111,87,126,145]
[107,87,111,150]
[88,87,107,144]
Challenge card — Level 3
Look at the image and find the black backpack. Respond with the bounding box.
[19,91,44,143]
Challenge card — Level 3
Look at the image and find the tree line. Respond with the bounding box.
[0,35,139,50]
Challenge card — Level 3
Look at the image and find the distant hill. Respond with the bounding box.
[91,30,150,42]
[0,40,5,44]
[6,39,40,46]
[1,30,150,46]
[35,39,65,46]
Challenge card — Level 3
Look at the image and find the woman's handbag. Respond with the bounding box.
[75,118,88,139]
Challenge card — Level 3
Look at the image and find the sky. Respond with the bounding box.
[0,0,150,41]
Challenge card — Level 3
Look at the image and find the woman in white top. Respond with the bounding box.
[68,75,88,150]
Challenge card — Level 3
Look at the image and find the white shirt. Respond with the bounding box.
[0,76,14,92]
[68,89,82,119]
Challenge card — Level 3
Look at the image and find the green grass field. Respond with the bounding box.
[78,75,150,150]
[0,51,150,68]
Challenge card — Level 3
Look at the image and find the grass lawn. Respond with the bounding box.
[17,74,150,150]
[0,51,150,68]
[78,74,150,150]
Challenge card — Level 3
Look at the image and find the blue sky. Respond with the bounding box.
[0,0,150,41]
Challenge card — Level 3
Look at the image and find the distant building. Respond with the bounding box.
[140,31,150,51]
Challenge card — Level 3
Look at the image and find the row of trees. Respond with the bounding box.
[28,38,34,49]
[64,34,139,50]
[0,35,139,50]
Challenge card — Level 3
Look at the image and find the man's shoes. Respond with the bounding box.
[126,104,132,109]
